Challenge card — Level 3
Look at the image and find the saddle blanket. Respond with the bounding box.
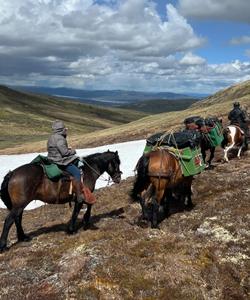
[31,155,63,180]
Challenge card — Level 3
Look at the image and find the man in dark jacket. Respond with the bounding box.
[47,120,85,204]
[228,102,249,148]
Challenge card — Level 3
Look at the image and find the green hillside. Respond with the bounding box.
[0,85,147,149]
[0,80,249,154]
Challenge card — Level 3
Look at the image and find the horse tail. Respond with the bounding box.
[221,127,230,148]
[0,171,13,210]
[130,154,150,202]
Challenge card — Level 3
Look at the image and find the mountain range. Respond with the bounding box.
[14,86,206,106]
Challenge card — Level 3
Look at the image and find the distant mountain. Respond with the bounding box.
[14,86,194,106]
[119,98,198,114]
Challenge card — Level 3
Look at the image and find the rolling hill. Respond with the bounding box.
[0,85,147,149]
[0,80,249,154]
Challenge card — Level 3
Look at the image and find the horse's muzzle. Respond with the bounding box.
[112,171,122,183]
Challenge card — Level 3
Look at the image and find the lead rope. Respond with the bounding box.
[81,157,112,185]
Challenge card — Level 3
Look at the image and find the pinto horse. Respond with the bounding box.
[221,125,245,162]
[131,148,193,228]
[0,150,122,252]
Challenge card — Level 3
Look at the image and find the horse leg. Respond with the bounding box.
[82,204,92,230]
[67,202,83,234]
[151,187,165,229]
[184,187,194,210]
[201,147,206,165]
[15,209,31,242]
[139,184,154,222]
[207,147,215,168]
[237,145,243,159]
[0,208,23,252]
[224,143,234,162]
[151,195,160,229]
[162,189,172,217]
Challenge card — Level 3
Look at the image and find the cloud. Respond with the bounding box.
[177,0,250,23]
[180,52,206,65]
[230,36,250,45]
[0,0,249,94]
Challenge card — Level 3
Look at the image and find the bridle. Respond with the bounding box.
[81,156,122,185]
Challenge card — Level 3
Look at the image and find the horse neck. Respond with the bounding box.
[84,154,109,180]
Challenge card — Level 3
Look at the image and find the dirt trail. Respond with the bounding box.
[0,151,249,300]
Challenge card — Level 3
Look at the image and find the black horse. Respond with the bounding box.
[0,150,122,252]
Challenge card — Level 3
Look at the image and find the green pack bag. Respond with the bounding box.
[172,146,205,176]
[143,145,205,177]
[208,122,224,147]
[31,155,63,180]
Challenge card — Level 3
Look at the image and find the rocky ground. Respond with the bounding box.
[0,150,249,300]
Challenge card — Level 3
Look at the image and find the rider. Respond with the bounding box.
[47,120,85,204]
[228,101,249,148]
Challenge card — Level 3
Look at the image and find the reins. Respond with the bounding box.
[81,157,113,186]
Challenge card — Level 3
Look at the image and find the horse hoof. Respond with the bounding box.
[67,228,78,235]
[185,204,195,211]
[151,224,160,229]
[18,234,32,242]
[0,245,8,253]
[82,223,89,231]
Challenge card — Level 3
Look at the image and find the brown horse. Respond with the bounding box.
[0,150,122,252]
[131,148,193,228]
[221,125,245,162]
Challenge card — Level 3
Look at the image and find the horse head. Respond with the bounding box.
[105,150,122,183]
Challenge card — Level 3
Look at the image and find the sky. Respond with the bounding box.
[0,139,146,210]
[0,0,250,94]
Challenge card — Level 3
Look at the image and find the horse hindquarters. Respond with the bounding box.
[0,165,43,251]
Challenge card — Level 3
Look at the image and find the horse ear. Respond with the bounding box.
[115,150,118,154]
[107,149,110,152]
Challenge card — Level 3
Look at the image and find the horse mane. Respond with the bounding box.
[81,151,120,165]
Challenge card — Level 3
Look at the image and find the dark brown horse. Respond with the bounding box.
[0,150,122,252]
[131,148,193,228]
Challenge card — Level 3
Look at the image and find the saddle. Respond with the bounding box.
[31,155,63,180]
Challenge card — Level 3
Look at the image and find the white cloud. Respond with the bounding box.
[0,0,249,94]
[178,0,250,22]
[180,52,206,65]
